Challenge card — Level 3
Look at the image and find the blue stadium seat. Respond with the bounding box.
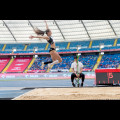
[27,43,47,50]
[78,54,98,70]
[35,50,49,53]
[98,53,120,68]
[48,42,69,49]
[92,39,115,46]
[102,46,120,50]
[14,51,34,53]
[69,41,90,48]
[29,54,98,71]
[79,48,100,51]
[0,44,4,51]
[5,44,25,50]
[117,38,120,45]
[58,49,77,52]
[30,56,52,70]
[0,51,12,53]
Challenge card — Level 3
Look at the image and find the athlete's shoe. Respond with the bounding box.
[41,62,45,69]
[48,63,53,69]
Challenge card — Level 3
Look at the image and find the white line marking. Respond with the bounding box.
[0,87,25,91]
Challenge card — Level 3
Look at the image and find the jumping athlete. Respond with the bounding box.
[29,20,62,71]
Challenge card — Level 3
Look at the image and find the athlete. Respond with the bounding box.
[29,20,62,71]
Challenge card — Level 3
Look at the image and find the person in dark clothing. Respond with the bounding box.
[71,56,85,87]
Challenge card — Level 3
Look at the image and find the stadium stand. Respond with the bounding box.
[1,38,120,73]
[98,53,120,69]
[27,43,47,50]
[0,51,12,53]
[35,50,49,53]
[101,46,120,50]
[5,44,25,51]
[48,42,69,49]
[92,39,115,47]
[58,49,77,52]
[0,44,4,50]
[14,51,34,53]
[78,48,100,51]
[52,55,74,70]
[0,39,119,54]
[0,58,11,72]
[69,41,90,48]
[30,56,51,71]
[117,38,120,46]
[78,54,98,70]
[29,54,98,72]
[6,57,32,73]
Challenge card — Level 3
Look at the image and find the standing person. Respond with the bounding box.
[29,20,62,71]
[71,56,85,87]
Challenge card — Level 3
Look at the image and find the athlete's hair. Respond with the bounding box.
[34,27,50,36]
[45,29,51,35]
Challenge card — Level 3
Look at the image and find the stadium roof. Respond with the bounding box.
[0,20,120,43]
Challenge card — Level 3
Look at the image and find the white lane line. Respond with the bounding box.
[0,87,25,91]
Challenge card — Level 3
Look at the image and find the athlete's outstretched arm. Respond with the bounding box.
[44,20,49,29]
[29,35,49,40]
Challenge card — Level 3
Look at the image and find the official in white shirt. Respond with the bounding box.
[71,56,85,87]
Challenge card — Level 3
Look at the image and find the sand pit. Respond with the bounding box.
[13,87,120,100]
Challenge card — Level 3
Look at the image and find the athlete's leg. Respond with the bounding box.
[54,51,62,63]
[44,61,53,65]
[47,51,59,69]
[49,51,62,65]
[41,53,56,69]
[41,51,58,69]
[41,59,53,69]
[50,52,57,62]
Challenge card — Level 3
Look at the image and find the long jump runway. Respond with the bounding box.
[1,79,120,100]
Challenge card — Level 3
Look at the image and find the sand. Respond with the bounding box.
[13,87,120,100]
